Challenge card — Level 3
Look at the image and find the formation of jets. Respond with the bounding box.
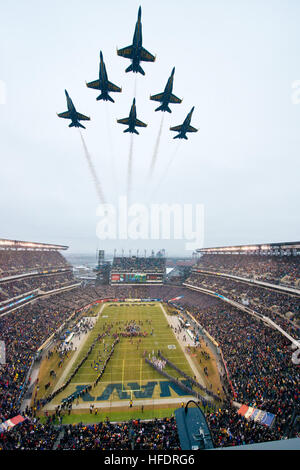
[57,6,198,139]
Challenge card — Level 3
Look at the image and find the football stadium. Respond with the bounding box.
[0,239,299,451]
[1,0,300,457]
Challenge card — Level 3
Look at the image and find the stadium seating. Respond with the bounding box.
[195,254,300,287]
[0,248,299,449]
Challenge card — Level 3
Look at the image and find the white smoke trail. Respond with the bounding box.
[127,133,134,204]
[133,74,138,99]
[105,102,119,188]
[149,141,181,201]
[148,113,165,179]
[79,130,106,205]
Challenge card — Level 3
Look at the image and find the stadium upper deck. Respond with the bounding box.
[195,241,300,289]
[0,239,76,312]
[0,238,70,279]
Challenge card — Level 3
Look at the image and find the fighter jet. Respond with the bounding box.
[86,51,122,103]
[150,67,182,113]
[170,107,198,140]
[117,6,155,76]
[57,90,90,129]
[117,98,147,134]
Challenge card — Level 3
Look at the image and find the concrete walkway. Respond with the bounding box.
[53,304,106,392]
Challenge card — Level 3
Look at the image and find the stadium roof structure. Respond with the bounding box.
[197,241,300,255]
[0,238,68,251]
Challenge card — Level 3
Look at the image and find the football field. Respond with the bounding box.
[50,302,198,406]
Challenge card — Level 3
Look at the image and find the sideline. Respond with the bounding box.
[159,303,206,389]
[52,303,107,392]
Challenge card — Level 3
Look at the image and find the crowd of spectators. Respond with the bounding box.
[185,272,300,331]
[57,417,180,450]
[0,418,60,450]
[111,256,166,274]
[0,249,70,279]
[171,300,300,445]
[1,416,181,450]
[0,271,75,302]
[0,246,299,449]
[196,254,300,287]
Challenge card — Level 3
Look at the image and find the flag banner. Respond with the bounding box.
[169,296,184,301]
[237,404,275,427]
[0,415,25,433]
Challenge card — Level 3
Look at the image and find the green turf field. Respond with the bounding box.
[50,302,198,406]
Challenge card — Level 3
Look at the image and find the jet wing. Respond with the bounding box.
[57,111,72,119]
[169,94,182,104]
[86,80,100,90]
[140,47,155,62]
[77,113,90,121]
[135,118,147,128]
[107,81,122,93]
[150,93,164,102]
[170,125,182,132]
[187,125,198,132]
[117,118,130,125]
[117,45,133,59]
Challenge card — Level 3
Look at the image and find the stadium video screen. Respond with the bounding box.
[111,273,162,283]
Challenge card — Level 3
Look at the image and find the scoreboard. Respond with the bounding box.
[110,273,163,284]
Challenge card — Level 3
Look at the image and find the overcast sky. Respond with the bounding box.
[1,0,299,256]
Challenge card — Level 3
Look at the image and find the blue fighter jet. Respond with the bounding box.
[117,6,155,76]
[86,51,122,102]
[117,98,147,134]
[150,67,182,113]
[170,107,198,139]
[57,90,90,129]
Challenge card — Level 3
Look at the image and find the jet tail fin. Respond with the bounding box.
[155,104,172,113]
[125,64,145,75]
[137,65,145,76]
[173,134,187,140]
[96,93,115,103]
[124,128,139,135]
[125,64,134,73]
[69,122,86,129]
[106,94,115,103]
